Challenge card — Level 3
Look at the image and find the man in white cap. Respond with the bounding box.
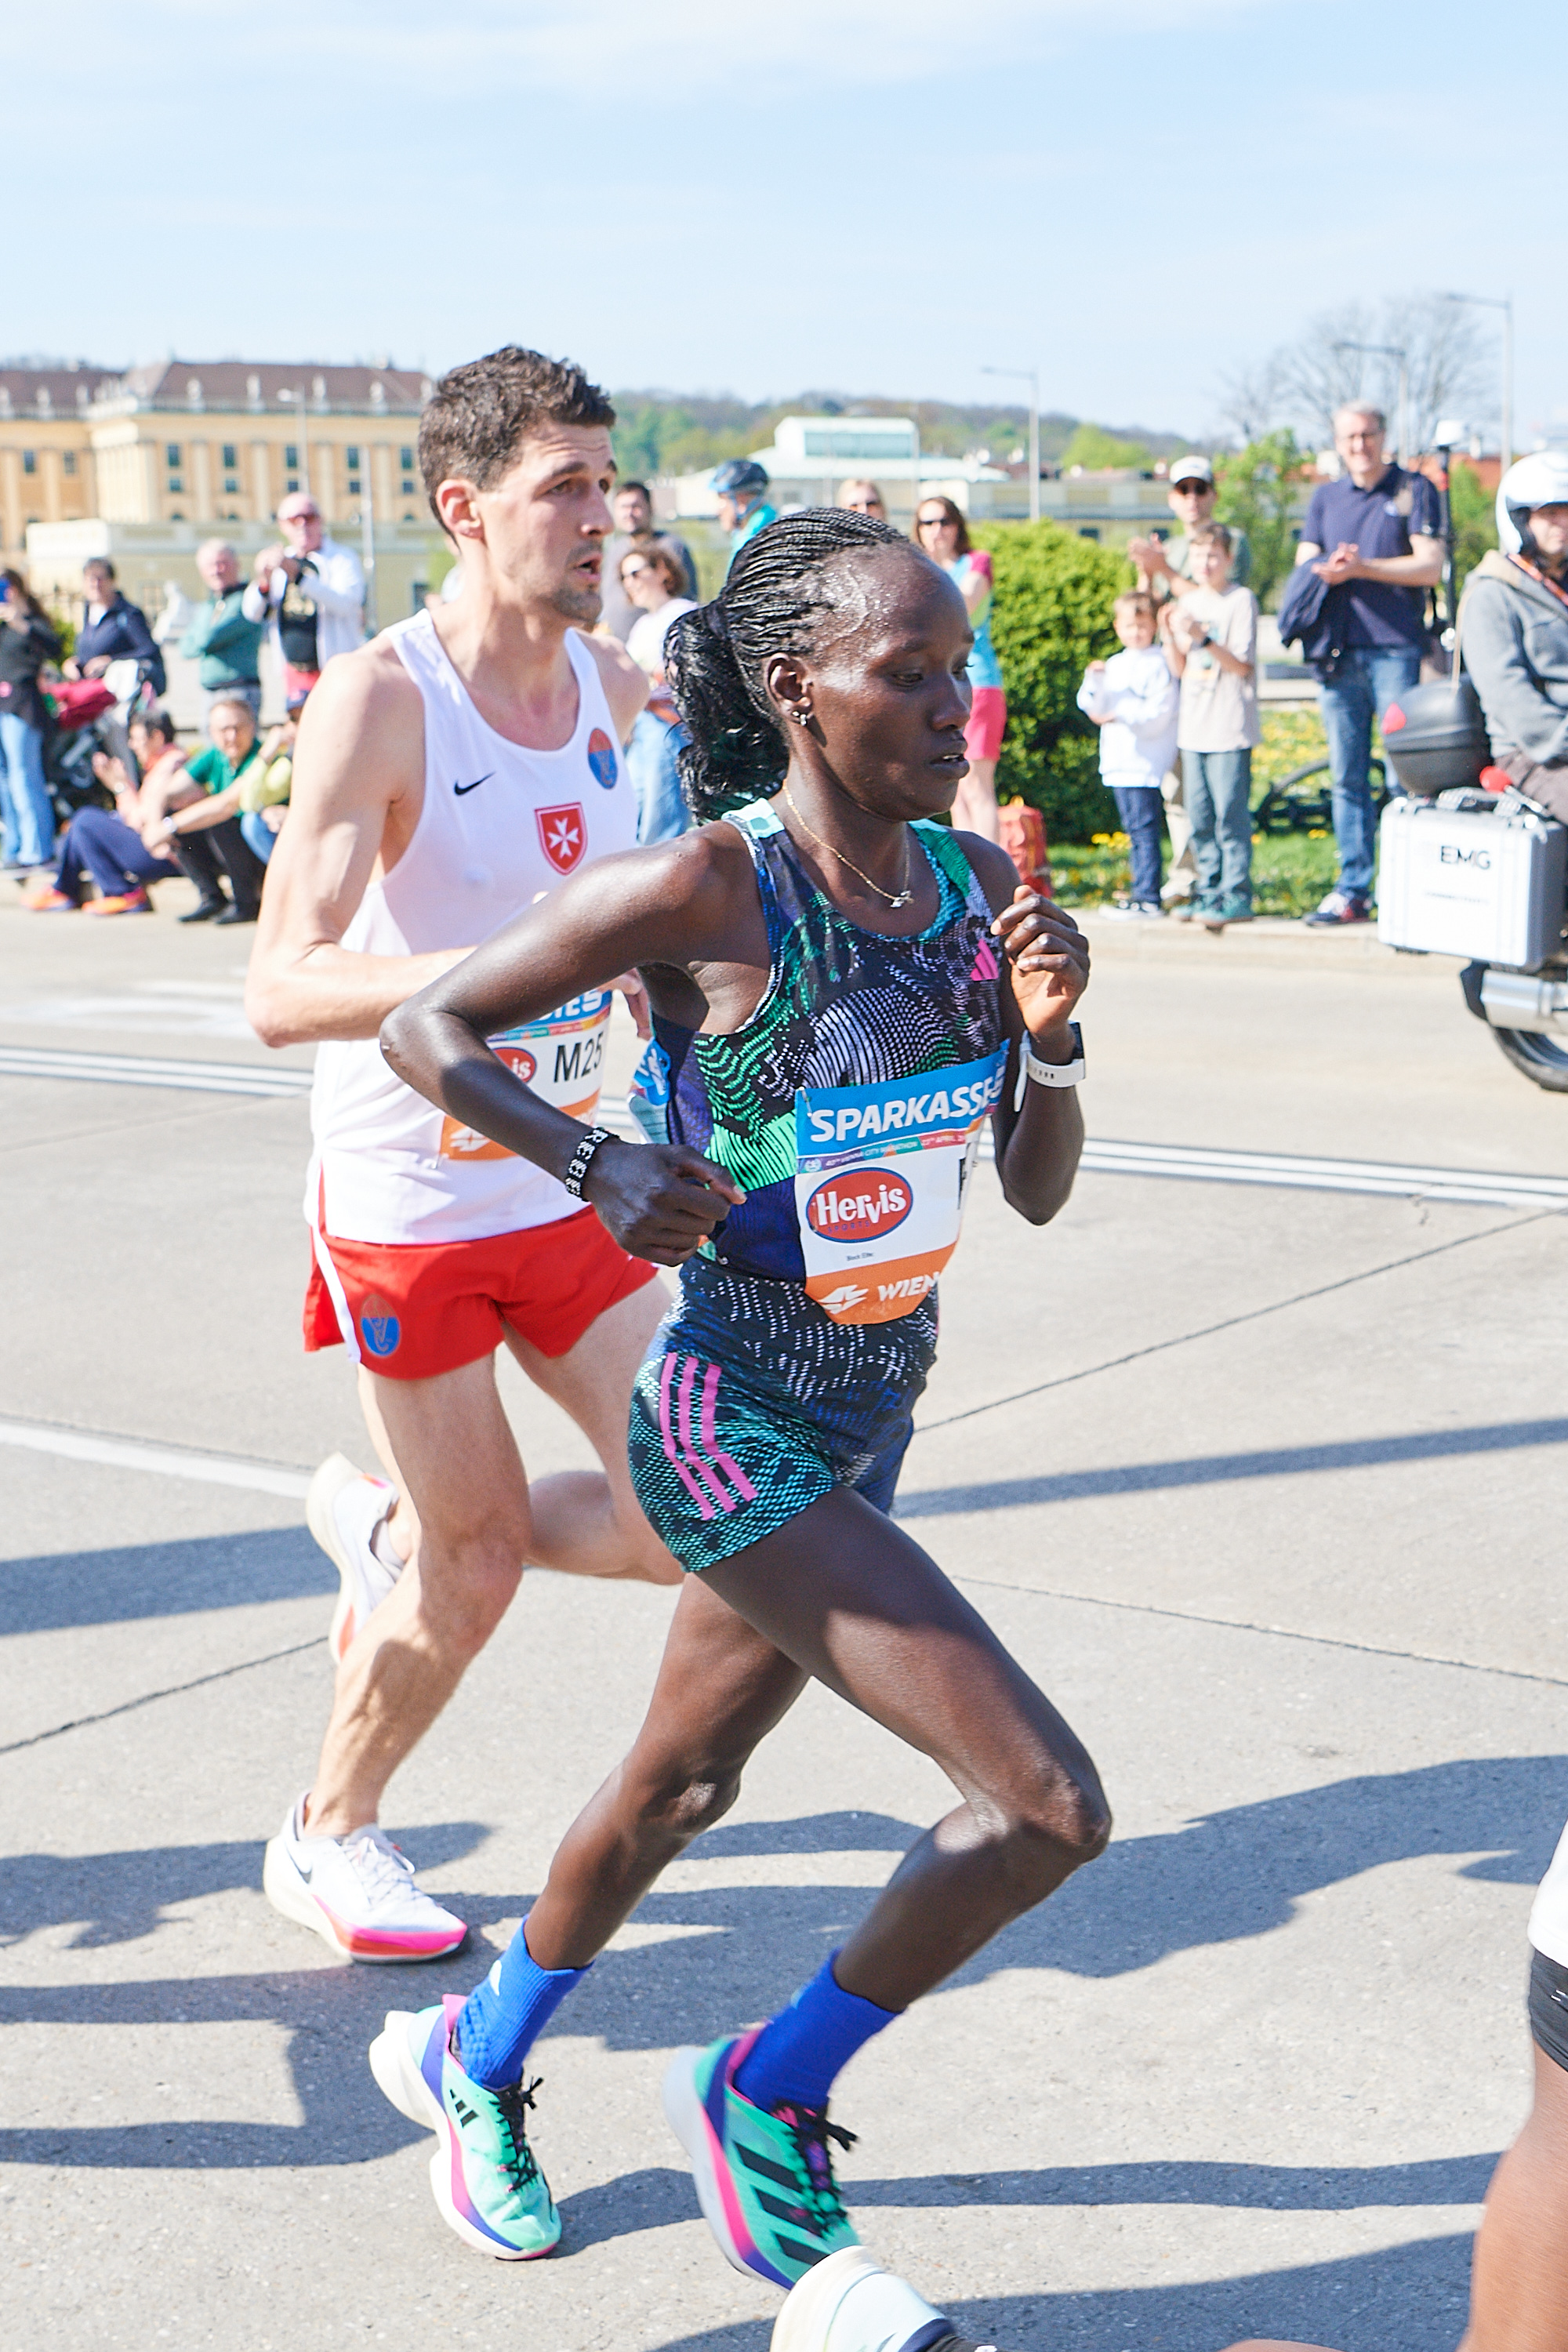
[1128,458,1251,913]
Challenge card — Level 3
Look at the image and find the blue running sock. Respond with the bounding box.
[456,1915,590,2089]
[733,1950,898,2113]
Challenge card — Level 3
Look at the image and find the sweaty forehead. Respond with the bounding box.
[810,543,966,656]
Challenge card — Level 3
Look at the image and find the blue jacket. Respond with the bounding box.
[74,593,165,697]
[1276,560,1346,677]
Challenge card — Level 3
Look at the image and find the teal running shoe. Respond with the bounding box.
[662,2029,860,2288]
[368,1995,561,2259]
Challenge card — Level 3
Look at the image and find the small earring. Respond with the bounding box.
[793,708,811,727]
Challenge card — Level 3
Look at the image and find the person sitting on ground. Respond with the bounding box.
[1461,453,1568,819]
[147,693,270,925]
[1078,589,1179,919]
[599,480,699,641]
[1160,523,1258,932]
[24,706,187,915]
[619,540,699,844]
[238,696,307,866]
[838,479,887,521]
[180,539,265,719]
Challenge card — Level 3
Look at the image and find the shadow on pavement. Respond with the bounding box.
[644,2232,1474,2352]
[895,1416,1568,1520]
[0,1525,330,1636]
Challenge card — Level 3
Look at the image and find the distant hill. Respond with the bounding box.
[609,390,1193,481]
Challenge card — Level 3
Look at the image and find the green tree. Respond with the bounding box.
[1060,423,1152,474]
[1450,457,1497,594]
[1214,430,1305,608]
[972,521,1132,842]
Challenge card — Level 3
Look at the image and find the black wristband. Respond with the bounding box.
[563,1124,615,1202]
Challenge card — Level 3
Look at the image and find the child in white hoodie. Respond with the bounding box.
[1076,590,1180,918]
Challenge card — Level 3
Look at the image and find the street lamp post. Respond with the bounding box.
[1334,340,1409,467]
[1443,292,1513,476]
[981,365,1040,524]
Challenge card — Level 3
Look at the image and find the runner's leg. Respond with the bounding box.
[502,1279,680,1586]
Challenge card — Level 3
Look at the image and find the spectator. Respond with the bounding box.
[243,492,365,702]
[599,481,698,642]
[1127,457,1250,916]
[839,479,887,521]
[238,697,307,866]
[1294,403,1443,926]
[63,557,164,762]
[1458,453,1568,815]
[146,693,270,925]
[0,568,63,874]
[1161,522,1258,931]
[913,494,1005,841]
[180,540,264,719]
[711,458,775,574]
[24,706,187,915]
[620,542,698,843]
[1077,589,1179,919]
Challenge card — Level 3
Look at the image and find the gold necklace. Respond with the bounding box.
[780,782,914,909]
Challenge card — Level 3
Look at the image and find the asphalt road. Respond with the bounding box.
[3,883,1566,2352]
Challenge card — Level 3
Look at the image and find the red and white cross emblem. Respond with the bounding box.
[535,802,586,875]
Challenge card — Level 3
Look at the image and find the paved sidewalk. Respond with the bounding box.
[3,893,1566,2351]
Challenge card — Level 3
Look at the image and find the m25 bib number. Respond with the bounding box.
[439,989,612,1163]
[793,1048,1007,1323]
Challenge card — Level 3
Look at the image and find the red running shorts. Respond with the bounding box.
[964,685,1007,764]
[304,1207,659,1381]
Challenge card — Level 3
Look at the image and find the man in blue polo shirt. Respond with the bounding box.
[1295,404,1444,924]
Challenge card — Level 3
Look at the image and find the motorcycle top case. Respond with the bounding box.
[1378,677,1490,795]
[1377,795,1567,968]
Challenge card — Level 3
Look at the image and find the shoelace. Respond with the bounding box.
[341,1828,416,1904]
[492,2076,544,2194]
[775,2103,857,2233]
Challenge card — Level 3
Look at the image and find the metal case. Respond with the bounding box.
[1376,795,1567,969]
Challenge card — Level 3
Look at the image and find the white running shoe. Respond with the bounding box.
[307,1452,403,1665]
[773,2245,998,2352]
[263,1797,468,1962]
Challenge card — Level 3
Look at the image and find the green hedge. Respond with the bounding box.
[971,521,1132,842]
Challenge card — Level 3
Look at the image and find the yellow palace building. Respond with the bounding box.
[3,359,441,629]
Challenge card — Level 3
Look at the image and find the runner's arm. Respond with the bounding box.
[959,834,1087,1227]
[245,652,470,1047]
[382,830,750,1263]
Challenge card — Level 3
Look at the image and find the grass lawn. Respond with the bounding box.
[1050,707,1345,918]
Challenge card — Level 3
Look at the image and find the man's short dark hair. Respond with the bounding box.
[418,346,615,530]
[615,480,651,503]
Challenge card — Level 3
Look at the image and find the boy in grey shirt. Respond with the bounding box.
[1160,523,1259,931]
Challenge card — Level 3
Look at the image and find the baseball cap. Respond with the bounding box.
[1170,454,1215,488]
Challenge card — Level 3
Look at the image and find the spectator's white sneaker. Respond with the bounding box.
[307,1452,403,1665]
[263,1798,468,1962]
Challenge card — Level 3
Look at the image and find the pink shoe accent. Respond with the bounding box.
[316,1899,464,1958]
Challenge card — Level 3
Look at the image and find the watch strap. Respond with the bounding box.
[1014,1022,1084,1109]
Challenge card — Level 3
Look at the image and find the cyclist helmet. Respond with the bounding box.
[710,458,770,499]
[1497,452,1568,556]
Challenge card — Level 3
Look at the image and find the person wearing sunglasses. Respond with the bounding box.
[838,479,886,522]
[619,541,698,843]
[913,497,1004,840]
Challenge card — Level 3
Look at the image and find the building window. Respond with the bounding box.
[222,444,237,469]
[286,477,299,492]
[345,446,361,471]
[63,451,77,477]
[22,451,35,474]
[400,446,416,470]
[348,477,362,495]
[169,512,183,521]
[401,477,416,495]
[285,444,299,469]
[224,477,240,493]
[168,479,184,493]
[165,443,181,468]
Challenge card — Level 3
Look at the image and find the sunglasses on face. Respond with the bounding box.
[916,514,953,530]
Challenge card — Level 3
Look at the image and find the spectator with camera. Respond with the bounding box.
[243,493,365,700]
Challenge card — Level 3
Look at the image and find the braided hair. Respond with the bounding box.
[663,506,909,821]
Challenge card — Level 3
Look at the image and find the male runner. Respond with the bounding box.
[245,347,678,1963]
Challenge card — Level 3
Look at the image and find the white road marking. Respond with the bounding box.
[3,1044,1566,1207]
[0,1416,310,1499]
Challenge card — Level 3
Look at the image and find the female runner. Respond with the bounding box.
[370,507,1110,2278]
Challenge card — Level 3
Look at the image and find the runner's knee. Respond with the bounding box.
[993,1755,1112,1893]
[626,1755,746,1846]
[416,1519,529,1654]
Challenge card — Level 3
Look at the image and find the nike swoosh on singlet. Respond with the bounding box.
[452,772,494,796]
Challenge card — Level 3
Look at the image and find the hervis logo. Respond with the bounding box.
[805,1170,913,1243]
[496,1044,537,1084]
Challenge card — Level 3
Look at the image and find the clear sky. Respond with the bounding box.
[12,0,1560,445]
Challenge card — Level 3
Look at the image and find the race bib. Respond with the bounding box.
[794,1048,1007,1323]
[438,989,612,1161]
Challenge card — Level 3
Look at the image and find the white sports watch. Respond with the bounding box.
[1014,1022,1085,1109]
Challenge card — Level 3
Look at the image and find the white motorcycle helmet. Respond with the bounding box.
[1497,451,1568,555]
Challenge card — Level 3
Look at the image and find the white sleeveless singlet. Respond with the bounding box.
[308,610,638,1245]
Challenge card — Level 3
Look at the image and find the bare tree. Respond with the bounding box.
[1213,295,1494,452]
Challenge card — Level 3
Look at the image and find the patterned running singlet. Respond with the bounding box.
[626,798,1009,1573]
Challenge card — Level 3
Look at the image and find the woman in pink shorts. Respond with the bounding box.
[915,495,1006,840]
